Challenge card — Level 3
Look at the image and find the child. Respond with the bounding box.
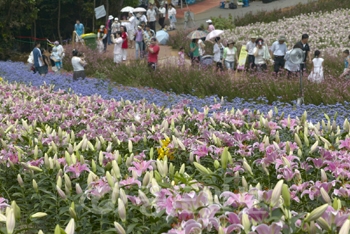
[51,47,61,71]
[308,50,324,83]
[339,49,350,79]
[178,47,185,67]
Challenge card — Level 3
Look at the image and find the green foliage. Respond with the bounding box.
[234,0,350,26]
[210,14,235,30]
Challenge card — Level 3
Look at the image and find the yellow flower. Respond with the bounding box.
[0,77,3,82]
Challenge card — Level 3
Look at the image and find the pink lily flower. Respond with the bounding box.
[65,162,90,178]
[128,160,153,177]
[119,177,141,188]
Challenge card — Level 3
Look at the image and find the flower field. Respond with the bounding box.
[0,70,350,233]
[226,8,350,55]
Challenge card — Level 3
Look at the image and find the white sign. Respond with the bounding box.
[95,5,106,19]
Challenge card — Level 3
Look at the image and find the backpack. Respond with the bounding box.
[229,3,237,9]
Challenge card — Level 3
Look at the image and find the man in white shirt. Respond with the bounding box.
[246,34,256,70]
[270,35,287,76]
[129,11,136,49]
[147,4,157,32]
[54,41,65,66]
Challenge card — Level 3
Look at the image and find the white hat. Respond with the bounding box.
[100,25,105,29]
[206,19,212,23]
[129,11,133,14]
[108,15,114,20]
[114,17,119,21]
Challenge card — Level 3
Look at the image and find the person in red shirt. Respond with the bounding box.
[120,26,128,61]
[147,38,160,70]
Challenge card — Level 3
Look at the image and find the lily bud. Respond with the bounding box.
[242,176,248,192]
[118,198,126,222]
[31,212,47,218]
[6,208,15,234]
[339,219,350,234]
[282,184,291,208]
[179,163,185,174]
[309,221,317,233]
[320,187,331,204]
[106,171,115,188]
[128,140,133,153]
[221,147,229,170]
[270,180,284,208]
[304,204,329,222]
[138,190,150,207]
[56,185,67,200]
[11,201,20,220]
[57,176,62,189]
[91,159,96,173]
[142,172,151,186]
[64,218,75,234]
[33,145,39,159]
[310,141,319,154]
[149,147,154,160]
[38,230,44,234]
[114,221,126,234]
[332,198,341,211]
[33,179,38,193]
[119,188,127,205]
[193,162,211,175]
[242,213,250,232]
[169,163,175,176]
[316,217,331,232]
[111,183,119,205]
[285,141,290,154]
[64,174,72,191]
[17,174,24,187]
[242,158,253,175]
[297,148,302,157]
[75,183,83,194]
[218,227,224,234]
[294,133,302,149]
[214,160,220,169]
[69,207,77,220]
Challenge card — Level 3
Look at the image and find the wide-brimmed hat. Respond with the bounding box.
[129,11,133,14]
[250,34,257,39]
[100,25,105,29]
[206,19,212,23]
[278,35,287,41]
[227,39,235,45]
[114,17,119,21]
[108,15,114,20]
[54,41,59,45]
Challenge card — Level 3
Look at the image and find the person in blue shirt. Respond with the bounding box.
[32,42,45,76]
[74,20,84,42]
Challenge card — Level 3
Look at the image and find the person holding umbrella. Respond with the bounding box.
[190,39,200,67]
[213,37,224,72]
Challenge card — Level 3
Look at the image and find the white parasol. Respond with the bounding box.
[121,6,134,12]
[205,29,224,41]
[133,7,147,12]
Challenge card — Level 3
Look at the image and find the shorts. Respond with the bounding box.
[73,70,86,80]
[148,62,156,70]
[35,66,45,75]
[114,54,122,64]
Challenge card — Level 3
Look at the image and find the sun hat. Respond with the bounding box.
[129,11,133,14]
[114,17,119,21]
[100,25,105,29]
[206,19,212,23]
[108,15,114,20]
[250,34,257,38]
[227,39,235,45]
[54,41,59,45]
[279,35,287,41]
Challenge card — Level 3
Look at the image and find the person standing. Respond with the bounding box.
[213,37,223,72]
[74,20,84,43]
[340,49,350,79]
[107,15,114,45]
[128,12,136,49]
[111,31,123,65]
[147,38,160,71]
[294,34,310,73]
[270,35,287,76]
[246,34,256,70]
[53,41,65,67]
[97,25,108,52]
[223,39,238,71]
[111,18,121,34]
[168,4,177,30]
[190,39,200,67]
[206,19,215,32]
[284,45,302,78]
[135,26,144,59]
[71,49,87,80]
[147,4,157,32]
[253,38,267,72]
[120,26,128,61]
[308,50,324,83]
[158,3,166,29]
[40,49,50,76]
[32,42,45,76]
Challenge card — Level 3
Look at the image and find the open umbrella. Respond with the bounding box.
[187,30,208,39]
[156,30,169,45]
[205,29,224,41]
[121,6,134,12]
[133,7,147,12]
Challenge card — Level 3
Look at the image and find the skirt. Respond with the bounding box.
[73,70,86,80]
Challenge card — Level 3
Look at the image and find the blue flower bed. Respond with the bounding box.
[0,61,347,125]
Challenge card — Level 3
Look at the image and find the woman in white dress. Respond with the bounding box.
[308,50,324,83]
[168,4,177,30]
[111,31,123,65]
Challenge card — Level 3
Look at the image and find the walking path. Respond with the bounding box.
[175,0,317,28]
